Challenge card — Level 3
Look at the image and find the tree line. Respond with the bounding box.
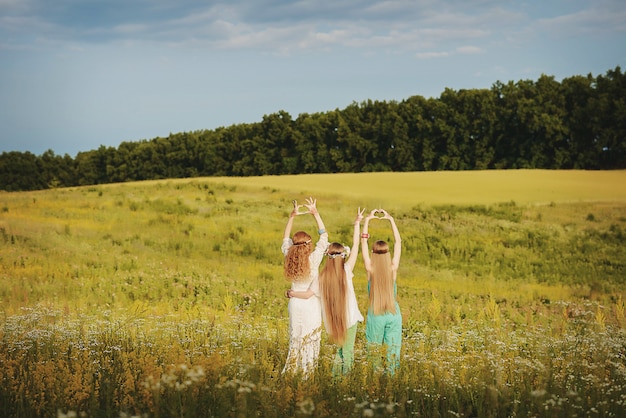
[1,67,624,192]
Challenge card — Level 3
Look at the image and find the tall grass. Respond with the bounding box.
[1,302,624,417]
[0,171,625,417]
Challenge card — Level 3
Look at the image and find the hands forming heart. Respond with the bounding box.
[369,208,388,219]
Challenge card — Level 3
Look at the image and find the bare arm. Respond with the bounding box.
[360,209,377,273]
[346,208,364,270]
[283,211,296,240]
[283,200,302,240]
[381,209,402,270]
[286,288,315,300]
[304,197,327,237]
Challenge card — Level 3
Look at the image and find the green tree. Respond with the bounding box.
[421,94,457,170]
[293,113,323,173]
[560,74,596,168]
[75,146,113,186]
[382,104,412,171]
[40,149,77,188]
[492,79,534,168]
[260,110,295,175]
[592,66,626,168]
[532,74,569,168]
[0,151,46,191]
[399,95,437,171]
[439,88,498,170]
[333,103,377,172]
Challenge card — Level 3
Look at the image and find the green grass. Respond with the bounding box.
[0,170,625,417]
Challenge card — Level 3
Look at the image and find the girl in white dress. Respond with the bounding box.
[281,197,328,376]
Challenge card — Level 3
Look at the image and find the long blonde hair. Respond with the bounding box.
[284,231,312,282]
[369,240,396,315]
[319,242,348,345]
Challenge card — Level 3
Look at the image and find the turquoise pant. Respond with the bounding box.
[332,323,358,376]
[365,303,402,375]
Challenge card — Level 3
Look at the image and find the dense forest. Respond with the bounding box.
[1,67,624,192]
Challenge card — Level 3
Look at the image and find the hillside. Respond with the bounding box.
[1,170,625,416]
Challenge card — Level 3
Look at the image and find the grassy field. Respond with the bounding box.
[211,169,626,206]
[0,170,625,417]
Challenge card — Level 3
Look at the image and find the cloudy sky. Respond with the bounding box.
[1,0,624,157]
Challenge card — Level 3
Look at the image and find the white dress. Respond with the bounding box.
[344,263,365,329]
[281,234,328,375]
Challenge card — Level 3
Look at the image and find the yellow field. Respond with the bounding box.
[203,169,626,207]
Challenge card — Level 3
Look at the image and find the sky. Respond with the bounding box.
[1,0,624,157]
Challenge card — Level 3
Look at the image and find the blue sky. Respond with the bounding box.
[1,0,624,157]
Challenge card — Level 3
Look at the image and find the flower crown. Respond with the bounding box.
[325,245,350,259]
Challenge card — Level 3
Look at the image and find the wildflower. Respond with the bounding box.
[531,389,547,398]
[296,398,315,415]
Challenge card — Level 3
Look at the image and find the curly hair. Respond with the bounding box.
[284,231,312,282]
[369,240,396,315]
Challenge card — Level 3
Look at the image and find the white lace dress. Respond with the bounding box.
[281,234,328,375]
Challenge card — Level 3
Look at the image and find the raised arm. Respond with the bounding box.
[304,197,327,238]
[381,209,402,270]
[283,200,302,240]
[346,207,365,270]
[360,209,377,273]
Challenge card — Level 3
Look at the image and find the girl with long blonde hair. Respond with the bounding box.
[289,208,365,375]
[361,208,402,374]
[281,197,328,376]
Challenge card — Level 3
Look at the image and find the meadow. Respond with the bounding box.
[0,170,625,417]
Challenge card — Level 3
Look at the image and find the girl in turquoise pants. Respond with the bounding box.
[361,209,402,375]
[365,286,402,374]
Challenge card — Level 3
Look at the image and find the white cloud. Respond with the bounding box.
[456,45,483,54]
[0,0,516,53]
[537,7,626,37]
[415,51,450,59]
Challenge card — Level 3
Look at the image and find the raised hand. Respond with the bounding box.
[304,197,318,215]
[379,209,393,220]
[291,199,308,216]
[356,207,365,223]
[366,208,378,220]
